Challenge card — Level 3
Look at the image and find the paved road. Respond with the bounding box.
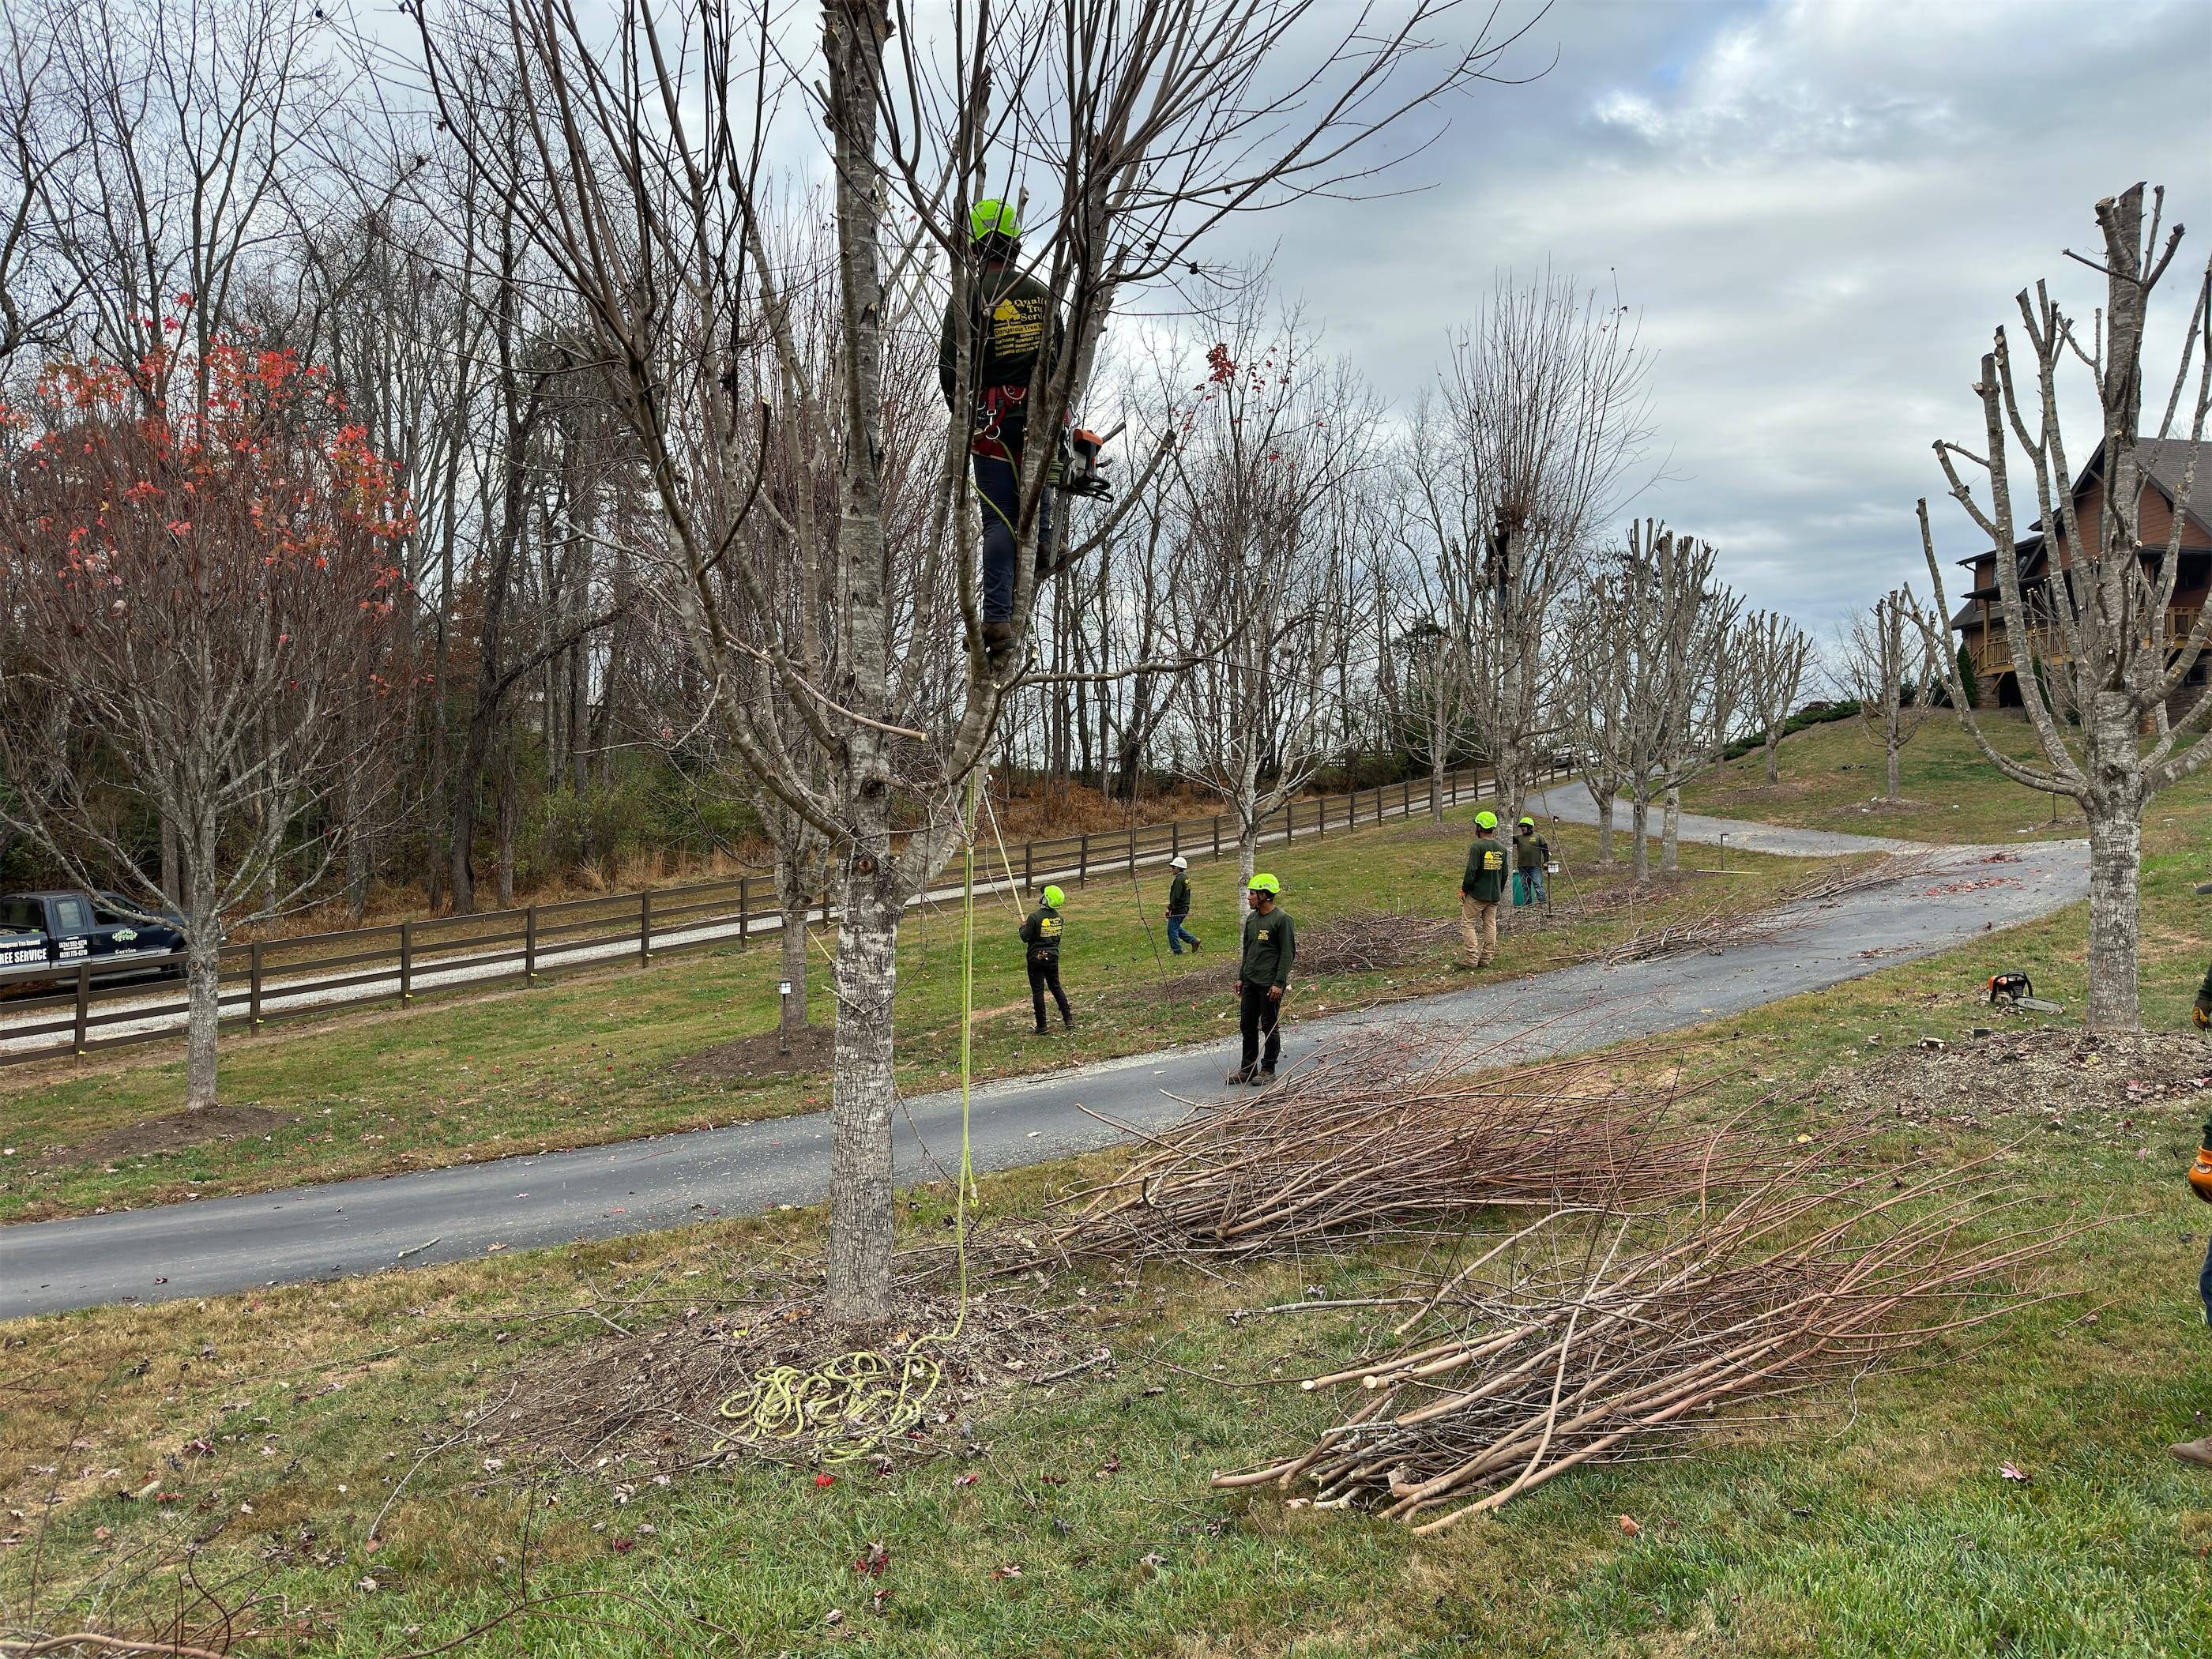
[0,825,2088,1321]
[1525,780,1919,859]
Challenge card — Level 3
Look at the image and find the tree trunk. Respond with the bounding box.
[182,912,222,1111]
[826,859,898,1332]
[1630,792,1650,884]
[1661,787,1680,874]
[160,815,180,905]
[777,843,811,1033]
[1238,817,1260,888]
[1428,749,1446,823]
[2083,694,2144,1031]
[1885,736,1902,803]
[1593,788,1616,865]
[495,737,518,910]
[1762,730,1783,784]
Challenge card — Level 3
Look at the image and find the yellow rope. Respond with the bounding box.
[717,774,982,1464]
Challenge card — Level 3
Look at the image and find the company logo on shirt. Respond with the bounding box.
[1481,850,1505,871]
[1039,916,1063,939]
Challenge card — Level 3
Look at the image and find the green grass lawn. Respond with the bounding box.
[6,873,2210,1657]
[0,814,1822,1224]
[1684,711,2212,848]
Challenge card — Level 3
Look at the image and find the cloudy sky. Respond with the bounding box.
[1202,0,2212,629]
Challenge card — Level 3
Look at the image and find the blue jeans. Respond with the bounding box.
[1513,868,1547,906]
[973,450,1055,623]
[2201,1230,2211,1330]
[1167,915,1198,954]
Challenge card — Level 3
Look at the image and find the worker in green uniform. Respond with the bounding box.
[939,199,1066,668]
[1019,884,1073,1034]
[1229,873,1295,1085]
[1511,815,1550,908]
[1459,809,1508,969]
[2195,960,2211,1032]
[1165,855,1200,954]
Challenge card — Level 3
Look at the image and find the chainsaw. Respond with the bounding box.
[1052,423,1116,500]
[1986,971,2063,1015]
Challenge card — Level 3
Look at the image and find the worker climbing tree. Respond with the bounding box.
[939,200,1068,670]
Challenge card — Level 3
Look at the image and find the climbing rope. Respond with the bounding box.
[716,776,984,1464]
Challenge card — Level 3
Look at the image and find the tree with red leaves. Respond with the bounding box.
[0,337,412,1108]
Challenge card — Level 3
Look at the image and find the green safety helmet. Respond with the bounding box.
[969,198,1021,243]
[1042,883,1064,908]
[1247,872,1281,895]
[1474,810,1498,831]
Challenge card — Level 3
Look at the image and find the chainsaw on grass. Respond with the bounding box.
[1986,971,2064,1015]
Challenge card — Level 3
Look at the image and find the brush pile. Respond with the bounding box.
[1292,912,1461,975]
[1053,1034,1756,1262]
[1214,1145,2088,1531]
[1601,903,1782,965]
[1782,848,1947,906]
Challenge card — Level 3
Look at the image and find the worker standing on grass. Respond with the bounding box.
[1512,816,1550,908]
[939,200,1066,670]
[1229,874,1295,1085]
[1165,855,1201,954]
[2179,958,2212,1469]
[1020,885,1074,1035]
[1459,810,1508,969]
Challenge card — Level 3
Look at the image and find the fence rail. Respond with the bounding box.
[0,762,1546,1067]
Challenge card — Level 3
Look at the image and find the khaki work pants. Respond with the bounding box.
[1458,894,1498,967]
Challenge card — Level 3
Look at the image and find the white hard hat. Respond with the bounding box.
[1168,854,1188,868]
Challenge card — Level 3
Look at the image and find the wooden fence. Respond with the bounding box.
[0,762,1540,1067]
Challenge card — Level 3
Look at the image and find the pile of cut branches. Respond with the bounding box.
[1601,902,1782,965]
[1781,848,1947,907]
[1053,1033,1755,1262]
[1293,911,1460,975]
[1214,1144,2087,1532]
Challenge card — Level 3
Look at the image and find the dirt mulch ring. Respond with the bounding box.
[487,1254,1089,1477]
[674,1024,835,1083]
[36,1102,292,1168]
[1817,1029,2212,1138]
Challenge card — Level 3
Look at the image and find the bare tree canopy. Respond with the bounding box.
[1918,180,2212,1029]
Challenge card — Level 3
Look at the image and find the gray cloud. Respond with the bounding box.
[1214,0,2212,626]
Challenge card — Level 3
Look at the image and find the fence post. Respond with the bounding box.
[640,890,653,965]
[1318,794,1326,839]
[1024,841,1033,893]
[1129,822,1138,872]
[739,875,752,940]
[250,942,265,1029]
[1078,833,1089,886]
[1170,818,1179,860]
[400,919,414,1003]
[73,962,89,1055]
[525,905,538,984]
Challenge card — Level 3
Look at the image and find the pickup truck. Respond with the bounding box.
[0,890,187,983]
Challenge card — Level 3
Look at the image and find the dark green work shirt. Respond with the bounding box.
[1514,830,1549,872]
[939,261,1064,407]
[1462,835,1508,903]
[2199,960,2212,1003]
[1167,872,1191,917]
[1241,906,1296,988]
[1020,905,1063,962]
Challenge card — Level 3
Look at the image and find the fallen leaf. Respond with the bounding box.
[1618,1514,1641,1536]
[852,1540,889,1577]
[610,1537,634,1554]
[954,1472,980,1488]
[1999,1462,2031,1483]
[812,1473,835,1489]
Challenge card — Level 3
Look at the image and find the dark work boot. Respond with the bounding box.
[984,621,1018,669]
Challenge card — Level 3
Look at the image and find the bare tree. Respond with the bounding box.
[1739,608,1811,784]
[0,341,409,1108]
[1164,313,1381,879]
[1918,182,2212,1029]
[1836,586,1934,804]
[1582,522,1746,882]
[415,0,1536,1331]
[1402,272,1655,825]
